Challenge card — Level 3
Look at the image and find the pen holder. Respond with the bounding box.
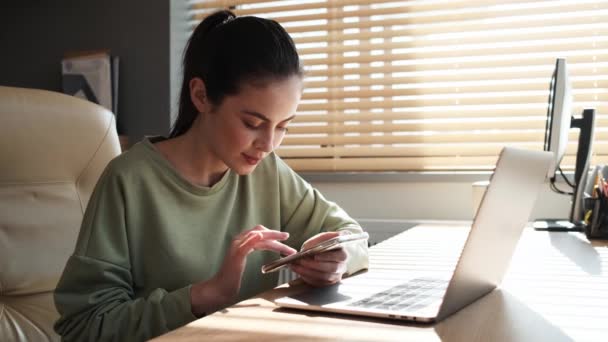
[583,196,608,239]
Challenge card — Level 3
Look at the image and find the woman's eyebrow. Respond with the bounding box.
[241,110,296,123]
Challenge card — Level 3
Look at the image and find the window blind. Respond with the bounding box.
[188,0,608,172]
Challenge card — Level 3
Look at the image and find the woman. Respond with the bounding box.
[54,10,368,341]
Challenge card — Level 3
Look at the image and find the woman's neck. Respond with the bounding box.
[155,132,228,187]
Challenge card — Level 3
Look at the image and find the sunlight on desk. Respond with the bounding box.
[153,225,608,342]
[165,302,441,342]
[500,229,608,342]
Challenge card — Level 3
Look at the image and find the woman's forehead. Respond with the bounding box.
[223,78,301,120]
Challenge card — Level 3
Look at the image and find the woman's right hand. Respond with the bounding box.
[190,225,296,316]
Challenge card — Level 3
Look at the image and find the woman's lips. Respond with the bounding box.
[242,153,260,165]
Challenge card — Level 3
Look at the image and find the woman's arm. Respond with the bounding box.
[54,162,199,341]
[275,154,369,282]
[54,255,197,341]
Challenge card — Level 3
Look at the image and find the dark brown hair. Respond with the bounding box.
[170,10,303,138]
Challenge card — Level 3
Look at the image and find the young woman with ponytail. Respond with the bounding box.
[53,10,368,341]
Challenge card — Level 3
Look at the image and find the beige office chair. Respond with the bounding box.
[0,86,121,341]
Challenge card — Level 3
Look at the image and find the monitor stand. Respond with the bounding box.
[533,219,584,232]
[533,109,595,233]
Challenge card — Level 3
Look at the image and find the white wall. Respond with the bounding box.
[309,179,572,222]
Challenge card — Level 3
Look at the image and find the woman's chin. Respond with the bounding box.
[232,163,258,175]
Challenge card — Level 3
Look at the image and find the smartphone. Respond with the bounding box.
[261,231,369,274]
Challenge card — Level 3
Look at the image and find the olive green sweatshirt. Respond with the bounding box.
[53,137,368,341]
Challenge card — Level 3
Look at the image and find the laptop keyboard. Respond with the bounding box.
[349,277,448,312]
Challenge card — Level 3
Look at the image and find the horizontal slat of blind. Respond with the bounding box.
[189,0,608,172]
[292,23,608,45]
[304,60,608,83]
[283,155,608,172]
[191,11,608,35]
[297,36,608,56]
[191,2,608,32]
[194,0,542,15]
[278,143,608,158]
[301,80,608,101]
[281,130,608,146]
[234,6,608,34]
[299,48,607,67]
[291,105,608,123]
[284,117,608,135]
[193,0,450,11]
[193,1,606,24]
[297,93,605,112]
[239,2,605,26]
[286,122,545,135]
[191,0,529,15]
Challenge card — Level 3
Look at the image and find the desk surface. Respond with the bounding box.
[154,224,608,342]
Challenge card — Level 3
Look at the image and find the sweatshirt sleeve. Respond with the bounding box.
[53,161,197,342]
[276,155,369,275]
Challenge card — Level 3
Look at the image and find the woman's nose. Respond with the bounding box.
[255,129,274,152]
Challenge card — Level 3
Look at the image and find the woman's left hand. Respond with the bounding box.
[290,231,348,287]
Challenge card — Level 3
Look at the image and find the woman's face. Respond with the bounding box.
[195,75,302,175]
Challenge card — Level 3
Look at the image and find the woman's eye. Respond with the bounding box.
[243,121,259,129]
[243,119,288,132]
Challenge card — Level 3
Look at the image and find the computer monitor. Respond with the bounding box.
[534,58,596,231]
[544,58,572,179]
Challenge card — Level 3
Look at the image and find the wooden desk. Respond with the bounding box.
[153,225,608,342]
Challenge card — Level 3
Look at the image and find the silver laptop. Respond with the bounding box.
[274,147,553,323]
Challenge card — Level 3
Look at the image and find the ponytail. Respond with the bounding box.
[171,10,236,138]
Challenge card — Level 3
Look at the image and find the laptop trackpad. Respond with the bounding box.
[286,284,353,306]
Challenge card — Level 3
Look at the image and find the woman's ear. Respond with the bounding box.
[189,77,209,114]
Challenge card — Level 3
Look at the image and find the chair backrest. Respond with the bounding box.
[0,86,121,341]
